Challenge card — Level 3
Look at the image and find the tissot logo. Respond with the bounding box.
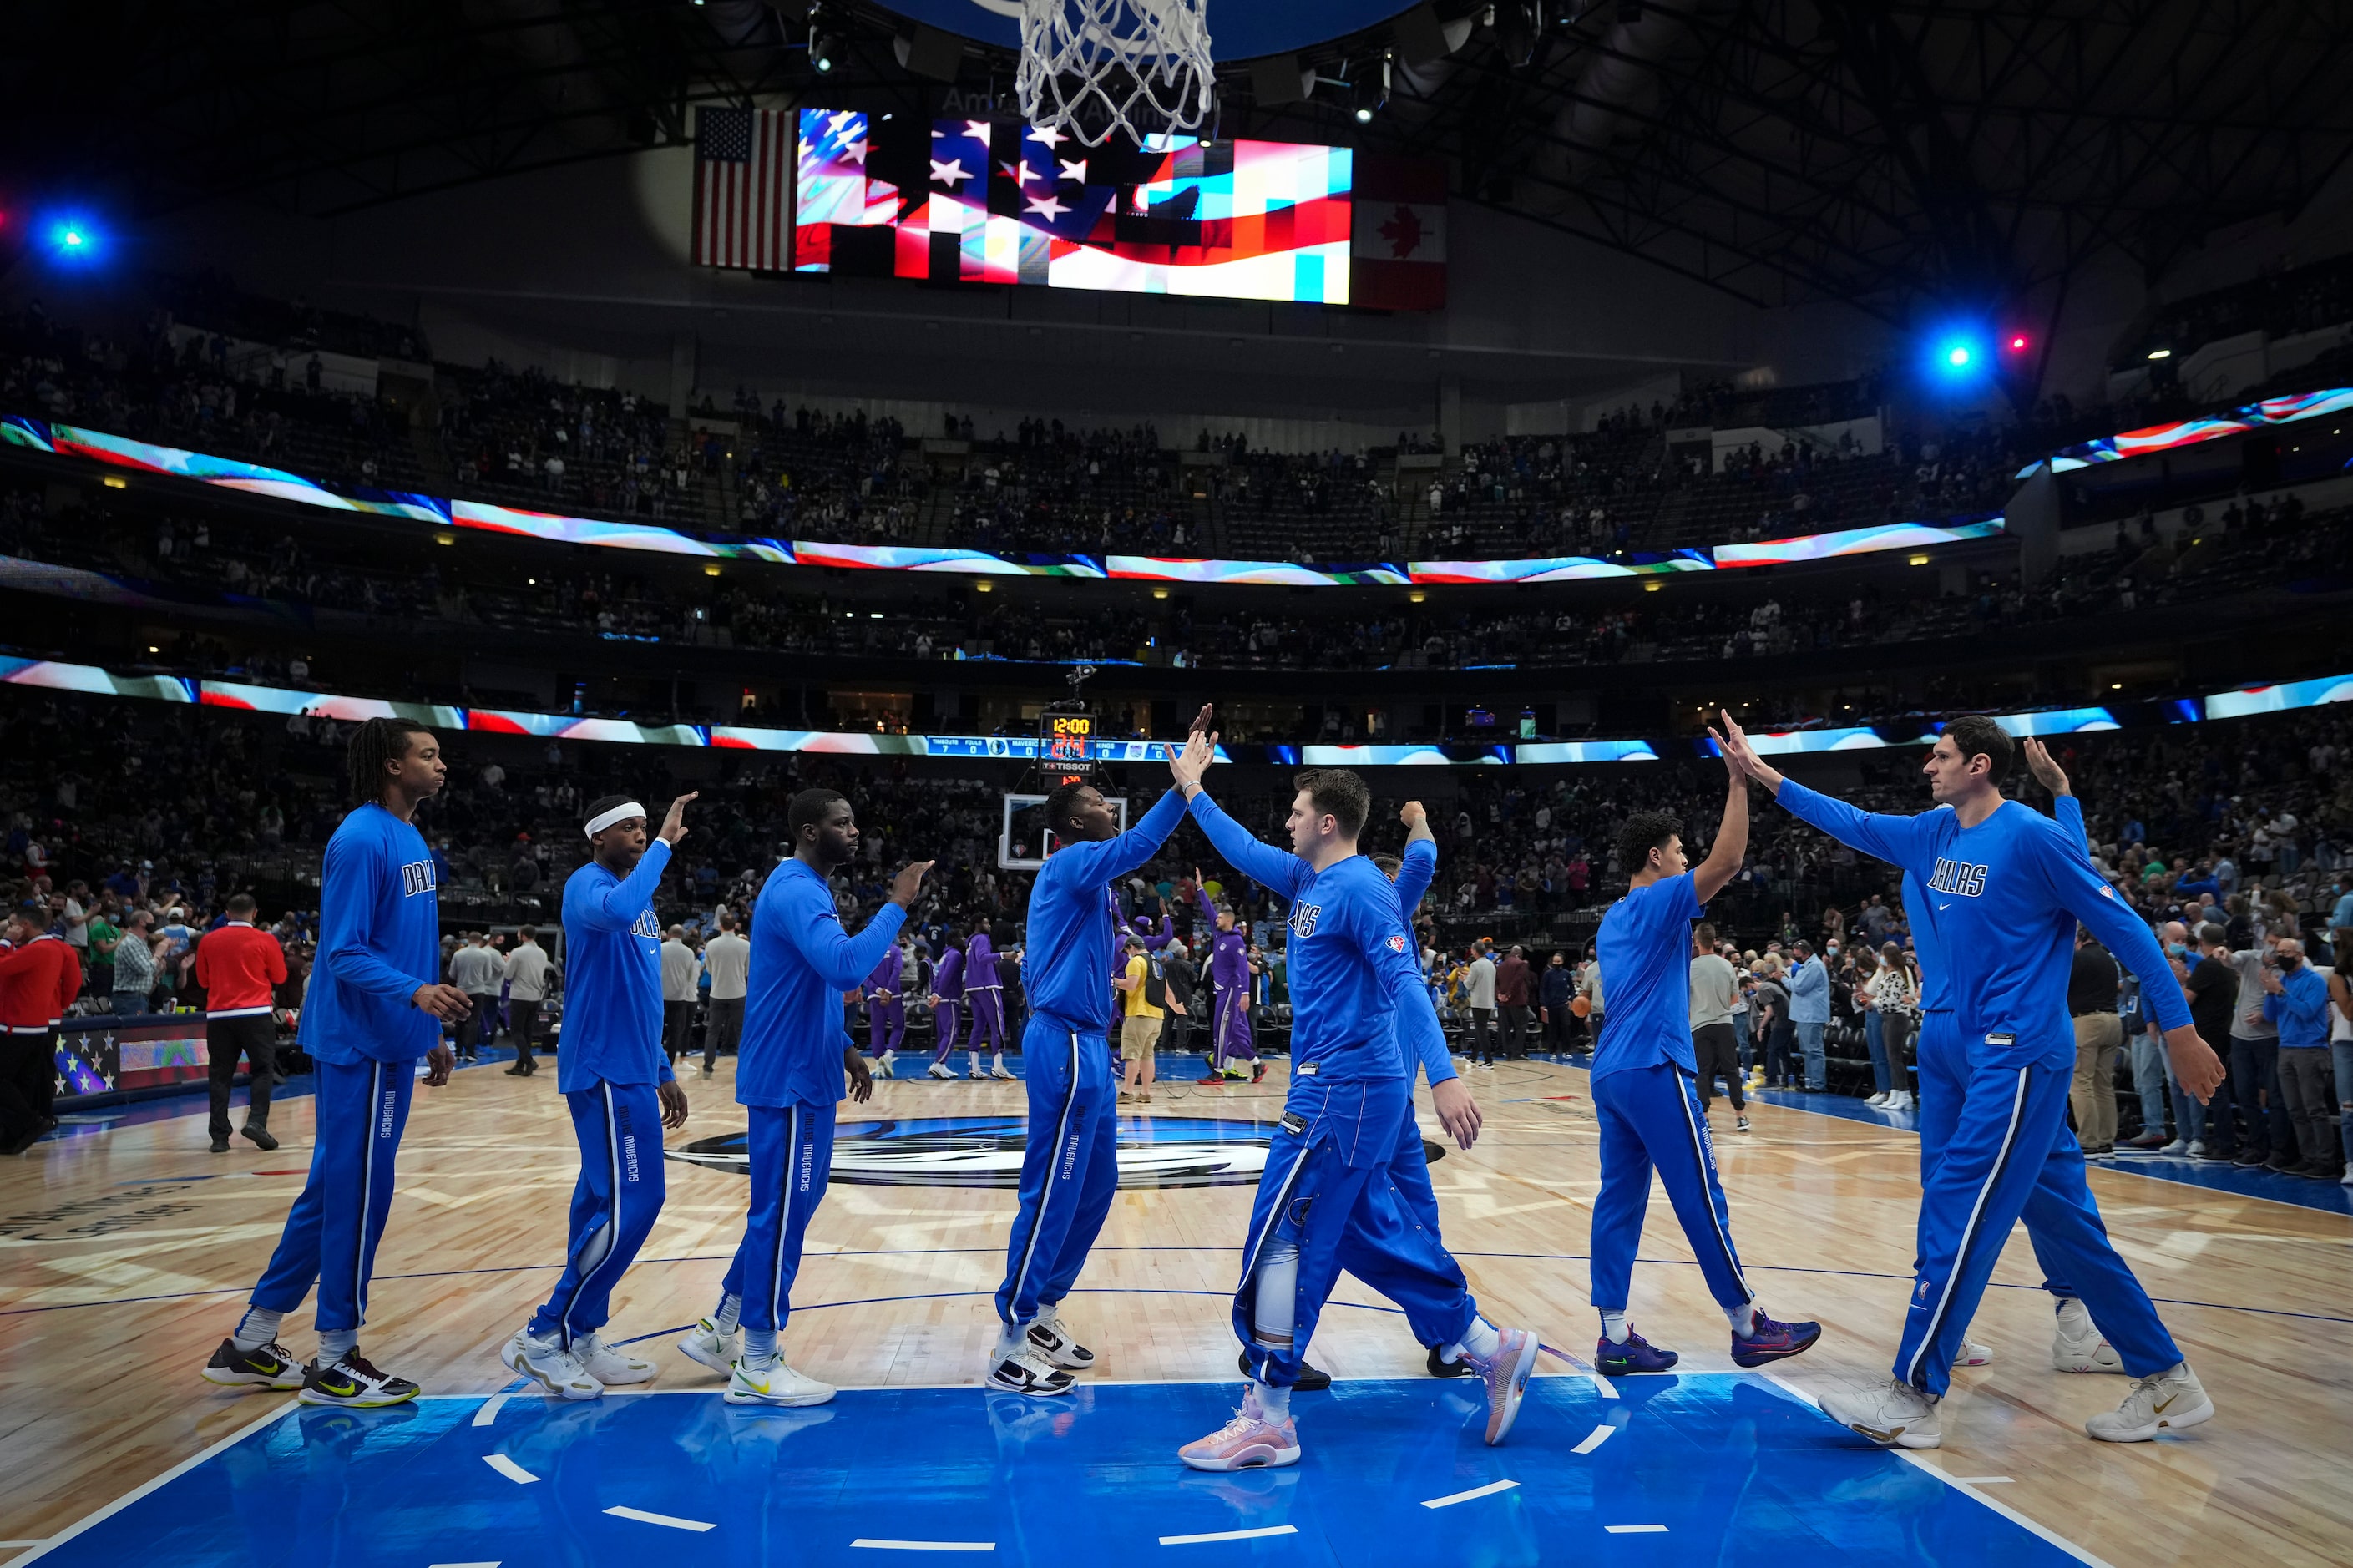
[668,1116,1445,1190]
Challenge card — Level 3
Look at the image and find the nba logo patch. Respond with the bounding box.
[1386,934,1406,953]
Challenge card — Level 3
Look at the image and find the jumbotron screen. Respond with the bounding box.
[793,109,1444,308]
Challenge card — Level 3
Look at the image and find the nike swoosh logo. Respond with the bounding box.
[2153,1394,2175,1414]
[321,1379,358,1397]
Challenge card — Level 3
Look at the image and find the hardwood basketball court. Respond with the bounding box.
[2,1053,2346,1566]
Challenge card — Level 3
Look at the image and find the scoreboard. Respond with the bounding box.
[1041,710,1095,786]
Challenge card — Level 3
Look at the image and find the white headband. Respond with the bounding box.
[584,802,647,839]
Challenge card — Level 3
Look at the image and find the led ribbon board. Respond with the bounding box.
[2,415,2018,585]
[2027,387,2353,476]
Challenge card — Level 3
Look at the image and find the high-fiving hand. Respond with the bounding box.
[658,791,699,846]
[1712,709,1782,792]
[2022,737,2071,797]
[1168,719,1217,795]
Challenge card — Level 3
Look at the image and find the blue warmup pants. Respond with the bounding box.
[721,1099,837,1334]
[995,1016,1118,1326]
[1236,1074,1476,1388]
[868,998,904,1055]
[1589,1061,1753,1313]
[249,1057,416,1334]
[1896,1034,2181,1397]
[1915,1011,2076,1304]
[929,999,963,1064]
[528,1079,668,1345]
[1354,1094,1469,1348]
[968,990,1006,1055]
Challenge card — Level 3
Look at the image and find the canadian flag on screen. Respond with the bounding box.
[1351,154,1447,311]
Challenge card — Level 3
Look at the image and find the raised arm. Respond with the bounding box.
[780,862,927,991]
[572,840,674,931]
[1186,790,1313,900]
[1394,802,1438,913]
[1693,726,1750,903]
[1052,786,1189,886]
[1716,711,1935,872]
[2032,828,2220,1099]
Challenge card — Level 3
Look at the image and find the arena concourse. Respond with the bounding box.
[2,3,2350,1565]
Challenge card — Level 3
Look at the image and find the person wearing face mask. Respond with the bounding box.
[2261,940,2341,1180]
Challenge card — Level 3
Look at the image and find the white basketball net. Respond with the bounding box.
[1016,0,1215,148]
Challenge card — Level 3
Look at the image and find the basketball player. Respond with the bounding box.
[502,792,697,1399]
[678,789,931,1406]
[1358,802,1485,1382]
[1193,872,1265,1082]
[1171,735,1537,1470]
[1718,712,2224,1446]
[1586,726,1821,1378]
[965,920,1014,1079]
[924,935,966,1080]
[866,935,908,1079]
[1920,740,2127,1374]
[200,718,469,1406]
[984,751,1193,1395]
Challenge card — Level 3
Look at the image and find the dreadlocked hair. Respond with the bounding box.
[347,718,433,806]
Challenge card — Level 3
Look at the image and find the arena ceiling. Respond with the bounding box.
[12,0,2353,326]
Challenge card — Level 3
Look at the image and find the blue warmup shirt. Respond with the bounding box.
[1910,796,2082,1013]
[1024,787,1187,1032]
[301,802,443,1063]
[1187,793,1410,1083]
[738,858,906,1109]
[1591,871,1704,1083]
[556,840,678,1092]
[1386,837,1456,1088]
[1779,782,2188,1069]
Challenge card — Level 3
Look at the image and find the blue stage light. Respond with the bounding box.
[44,215,104,263]
[1945,343,1971,368]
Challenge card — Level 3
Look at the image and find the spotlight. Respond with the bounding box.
[1353,54,1392,123]
[808,14,838,73]
[2147,347,2171,361]
[2007,333,2029,352]
[43,215,104,264]
[1944,344,1971,368]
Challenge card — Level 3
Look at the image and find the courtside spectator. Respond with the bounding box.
[1787,939,1829,1090]
[2069,928,2124,1156]
[194,893,289,1153]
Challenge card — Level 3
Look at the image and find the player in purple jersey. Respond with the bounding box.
[865,938,907,1079]
[925,938,966,1079]
[964,922,1015,1079]
[1193,873,1267,1082]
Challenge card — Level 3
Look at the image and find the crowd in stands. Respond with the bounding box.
[950,418,1194,556]
[1,301,423,491]
[438,362,703,523]
[6,468,2341,734]
[14,273,2353,566]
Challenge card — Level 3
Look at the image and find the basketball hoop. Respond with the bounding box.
[1016,0,1215,148]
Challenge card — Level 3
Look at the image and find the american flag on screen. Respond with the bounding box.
[695,106,794,271]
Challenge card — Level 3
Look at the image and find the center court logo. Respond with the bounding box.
[669,1116,1446,1190]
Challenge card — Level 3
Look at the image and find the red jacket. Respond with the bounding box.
[194,923,289,1014]
[0,937,83,1031]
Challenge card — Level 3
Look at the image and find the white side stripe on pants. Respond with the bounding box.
[560,1081,625,1345]
[772,1104,798,1327]
[1671,1073,1750,1303]
[356,1060,382,1325]
[1905,1067,2029,1388]
[1004,1031,1080,1319]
